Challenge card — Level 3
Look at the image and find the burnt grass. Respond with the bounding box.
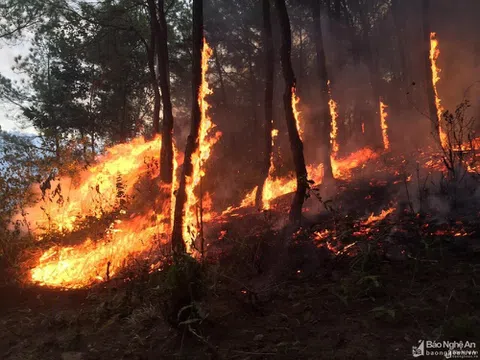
[1,170,480,360]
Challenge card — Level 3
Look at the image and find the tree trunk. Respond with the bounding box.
[274,0,308,224]
[359,7,383,149]
[391,0,408,87]
[256,0,274,208]
[213,44,227,106]
[171,0,203,254]
[422,0,441,142]
[146,4,161,134]
[157,0,174,184]
[311,0,334,181]
[148,0,174,184]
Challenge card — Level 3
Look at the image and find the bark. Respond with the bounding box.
[171,0,203,254]
[359,7,383,149]
[391,0,408,87]
[256,0,274,208]
[311,0,334,181]
[147,0,174,184]
[146,3,161,134]
[274,0,308,224]
[422,0,441,141]
[157,0,175,184]
[213,44,227,106]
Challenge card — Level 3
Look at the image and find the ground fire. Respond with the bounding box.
[1,1,480,358]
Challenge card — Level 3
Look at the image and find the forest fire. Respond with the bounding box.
[429,32,448,148]
[327,80,339,161]
[292,86,303,140]
[26,39,222,288]
[182,39,221,249]
[3,1,480,358]
[379,99,390,150]
[22,136,163,235]
[362,207,395,226]
[9,3,475,295]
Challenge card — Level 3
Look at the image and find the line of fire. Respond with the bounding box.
[0,0,479,358]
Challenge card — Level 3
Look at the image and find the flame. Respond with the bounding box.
[333,147,378,179]
[327,80,339,162]
[27,39,221,288]
[234,146,378,212]
[429,32,448,148]
[379,99,390,150]
[361,122,365,134]
[291,86,303,140]
[28,136,181,288]
[183,39,221,250]
[22,136,162,235]
[362,207,395,226]
[31,210,169,289]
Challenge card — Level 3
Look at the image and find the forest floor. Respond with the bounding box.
[1,167,480,360]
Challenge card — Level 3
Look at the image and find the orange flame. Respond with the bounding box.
[291,86,303,141]
[362,207,395,226]
[332,148,378,179]
[183,39,221,250]
[21,136,162,235]
[26,38,221,287]
[234,146,378,212]
[327,80,339,161]
[379,99,390,150]
[430,32,448,148]
[361,122,365,134]
[27,136,182,288]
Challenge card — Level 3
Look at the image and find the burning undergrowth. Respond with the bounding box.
[9,33,480,294]
[15,126,480,290]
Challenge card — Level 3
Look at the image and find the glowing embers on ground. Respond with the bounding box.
[379,99,390,150]
[182,38,222,249]
[429,32,448,148]
[313,207,396,255]
[22,136,163,235]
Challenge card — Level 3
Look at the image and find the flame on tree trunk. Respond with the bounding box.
[311,0,334,181]
[429,32,448,148]
[379,98,390,150]
[274,0,308,223]
[327,81,339,169]
[422,0,443,147]
[256,0,275,209]
[171,0,203,254]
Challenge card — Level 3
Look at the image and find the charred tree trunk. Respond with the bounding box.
[274,0,308,224]
[148,0,174,184]
[359,8,383,149]
[311,0,334,181]
[157,0,174,184]
[422,0,441,142]
[391,0,408,87]
[213,44,227,106]
[256,0,275,208]
[171,0,203,254]
[146,5,161,134]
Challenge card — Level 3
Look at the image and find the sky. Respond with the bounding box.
[0,40,35,134]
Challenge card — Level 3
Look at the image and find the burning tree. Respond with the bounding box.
[311,0,334,181]
[274,0,309,224]
[256,0,275,209]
